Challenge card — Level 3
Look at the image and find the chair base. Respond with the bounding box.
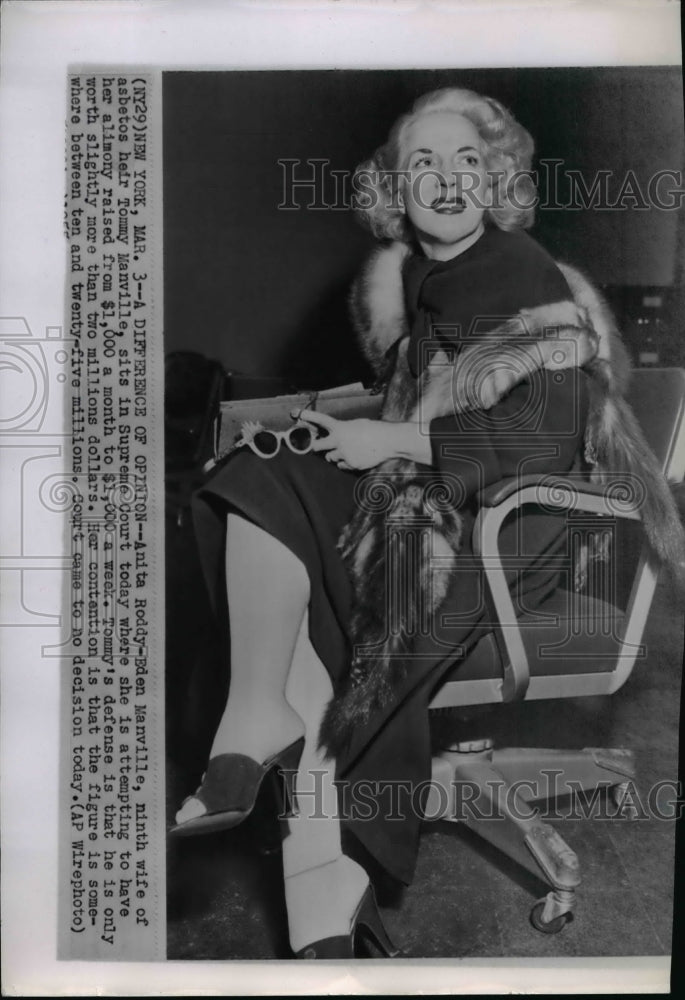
[427,744,635,932]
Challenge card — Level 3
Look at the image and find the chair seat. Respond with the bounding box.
[454,589,626,682]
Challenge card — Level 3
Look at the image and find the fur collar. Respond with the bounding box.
[350,241,629,390]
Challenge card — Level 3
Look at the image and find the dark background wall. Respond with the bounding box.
[163,67,684,387]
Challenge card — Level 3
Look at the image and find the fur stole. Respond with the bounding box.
[319,242,685,758]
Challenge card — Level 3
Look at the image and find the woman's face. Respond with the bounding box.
[400,111,488,259]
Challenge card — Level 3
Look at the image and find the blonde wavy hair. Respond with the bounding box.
[353,88,537,241]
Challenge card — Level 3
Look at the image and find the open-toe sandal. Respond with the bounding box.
[169,736,304,838]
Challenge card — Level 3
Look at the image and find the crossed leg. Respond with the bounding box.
[175,513,368,952]
[283,610,369,954]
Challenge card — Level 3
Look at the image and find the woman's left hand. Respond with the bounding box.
[298,410,391,471]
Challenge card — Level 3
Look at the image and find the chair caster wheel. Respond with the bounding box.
[530,898,573,935]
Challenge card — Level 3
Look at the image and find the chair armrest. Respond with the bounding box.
[476,474,626,509]
[473,475,644,702]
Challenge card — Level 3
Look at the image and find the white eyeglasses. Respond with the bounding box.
[235,420,315,459]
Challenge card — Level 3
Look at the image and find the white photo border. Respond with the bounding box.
[1,0,681,995]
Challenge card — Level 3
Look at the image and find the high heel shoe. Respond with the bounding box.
[169,736,304,838]
[294,885,403,959]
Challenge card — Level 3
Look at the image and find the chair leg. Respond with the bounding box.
[431,743,635,812]
[428,748,581,929]
[488,746,636,805]
[430,749,581,885]
[427,742,637,929]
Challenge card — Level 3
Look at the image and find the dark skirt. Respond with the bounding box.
[192,447,565,884]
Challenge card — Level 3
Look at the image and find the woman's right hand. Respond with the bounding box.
[299,411,394,470]
[300,411,433,469]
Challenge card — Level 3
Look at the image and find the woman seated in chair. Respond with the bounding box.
[170,87,666,958]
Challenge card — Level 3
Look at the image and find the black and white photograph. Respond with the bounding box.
[163,65,685,963]
[1,1,683,995]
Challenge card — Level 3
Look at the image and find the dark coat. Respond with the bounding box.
[321,229,683,767]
